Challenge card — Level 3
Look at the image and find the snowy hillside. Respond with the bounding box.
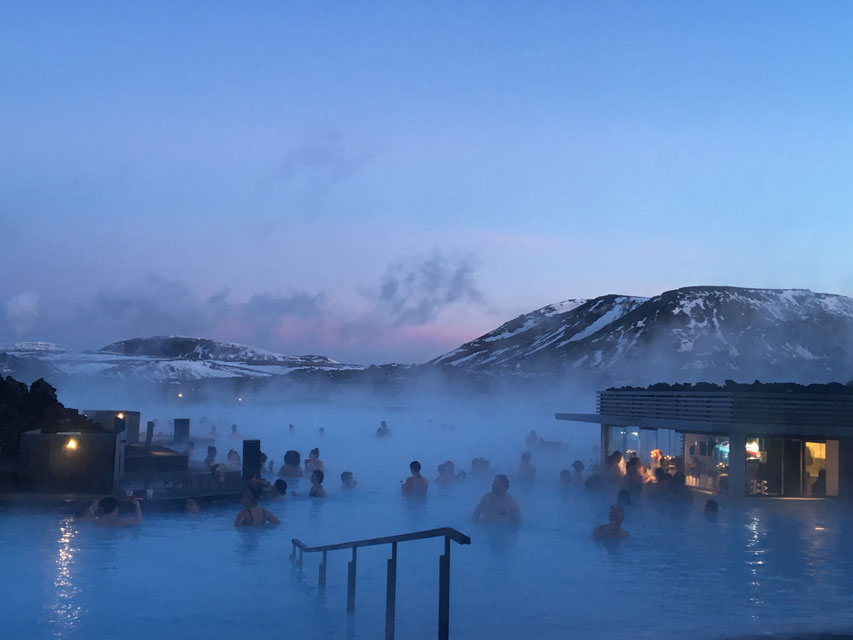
[431,286,853,384]
[0,336,362,383]
[431,296,647,368]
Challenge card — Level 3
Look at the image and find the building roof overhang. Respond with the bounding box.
[555,412,853,439]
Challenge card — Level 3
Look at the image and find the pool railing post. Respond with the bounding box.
[438,536,450,640]
[347,547,357,612]
[385,541,398,640]
[319,550,327,587]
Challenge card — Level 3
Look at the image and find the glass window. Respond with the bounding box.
[683,433,729,494]
[745,438,839,497]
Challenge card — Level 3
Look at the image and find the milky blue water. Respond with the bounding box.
[3,395,853,639]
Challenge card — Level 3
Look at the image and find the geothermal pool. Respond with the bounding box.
[3,396,853,639]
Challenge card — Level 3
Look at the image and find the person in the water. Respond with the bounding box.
[516,452,536,482]
[571,460,585,484]
[472,474,521,524]
[185,497,201,514]
[309,470,327,498]
[376,420,392,438]
[280,450,303,477]
[305,448,324,473]
[96,496,143,528]
[76,498,102,520]
[204,445,217,468]
[271,479,288,500]
[592,505,629,540]
[435,461,457,484]
[341,471,357,490]
[228,424,243,440]
[234,489,280,526]
[401,460,428,496]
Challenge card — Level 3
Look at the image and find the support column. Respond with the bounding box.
[600,424,609,465]
[728,431,746,500]
[438,537,450,640]
[385,542,397,640]
[347,547,357,612]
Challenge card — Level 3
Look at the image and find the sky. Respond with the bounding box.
[2,1,853,364]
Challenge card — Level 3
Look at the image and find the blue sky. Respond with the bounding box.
[2,1,853,363]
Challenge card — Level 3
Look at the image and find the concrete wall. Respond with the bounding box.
[18,432,119,494]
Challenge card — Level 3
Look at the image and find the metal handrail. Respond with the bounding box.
[292,526,470,553]
[290,527,471,640]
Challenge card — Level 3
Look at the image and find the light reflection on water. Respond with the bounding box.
[51,518,82,638]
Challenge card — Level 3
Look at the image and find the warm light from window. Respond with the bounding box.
[65,438,78,451]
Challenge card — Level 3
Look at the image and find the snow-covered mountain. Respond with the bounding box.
[431,286,853,384]
[0,336,362,383]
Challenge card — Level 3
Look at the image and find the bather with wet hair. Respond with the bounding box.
[234,489,280,526]
[472,474,521,524]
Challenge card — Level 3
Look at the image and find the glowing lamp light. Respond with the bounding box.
[177,393,183,398]
[117,413,124,420]
[65,438,78,451]
[237,397,243,402]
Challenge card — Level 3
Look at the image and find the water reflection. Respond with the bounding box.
[51,517,82,638]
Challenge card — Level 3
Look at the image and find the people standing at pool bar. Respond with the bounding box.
[472,474,521,523]
[402,460,428,496]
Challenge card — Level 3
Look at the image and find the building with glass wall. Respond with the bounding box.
[556,384,853,499]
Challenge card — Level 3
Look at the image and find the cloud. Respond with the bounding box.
[278,131,371,197]
[4,290,40,337]
[24,251,491,363]
[73,274,327,351]
[374,251,485,325]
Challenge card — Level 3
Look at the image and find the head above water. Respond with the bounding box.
[617,489,632,507]
[493,474,510,493]
[410,460,421,473]
[572,460,584,473]
[341,471,353,482]
[521,451,532,463]
[560,469,572,482]
[311,469,324,484]
[704,499,719,515]
[100,496,119,515]
[309,448,319,459]
[231,424,238,432]
[241,488,260,506]
[609,504,625,525]
[273,479,288,495]
[611,451,623,463]
[284,450,301,466]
